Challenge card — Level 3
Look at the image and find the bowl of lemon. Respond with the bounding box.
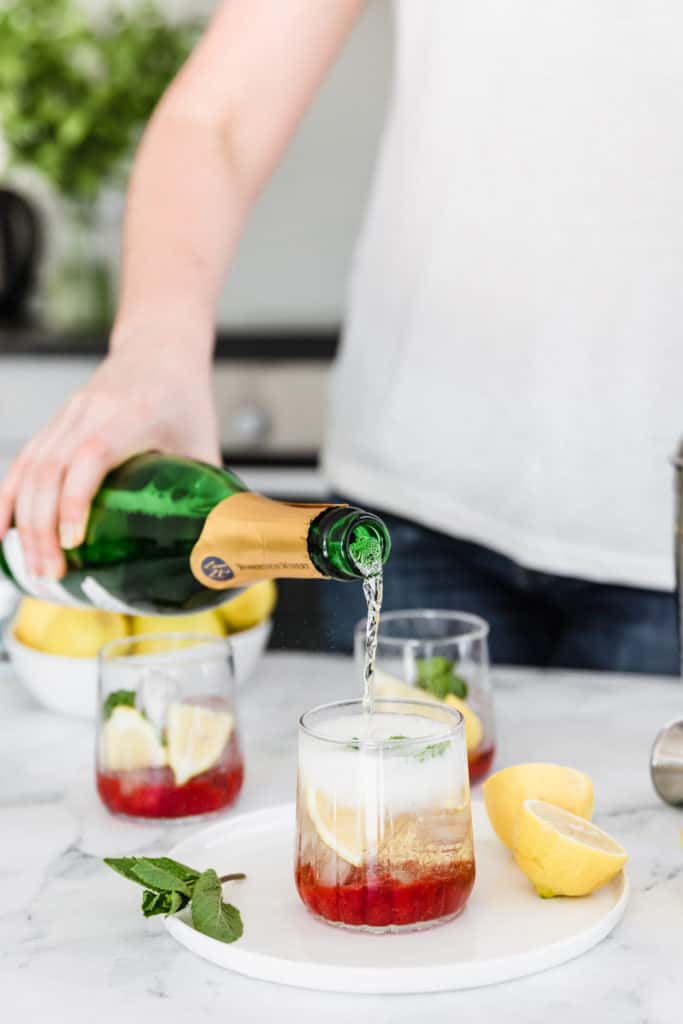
[3,581,276,718]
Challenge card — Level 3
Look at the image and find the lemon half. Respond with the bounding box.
[167,703,234,786]
[483,763,594,850]
[514,799,627,897]
[99,706,167,772]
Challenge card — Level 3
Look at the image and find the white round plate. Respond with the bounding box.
[164,801,628,994]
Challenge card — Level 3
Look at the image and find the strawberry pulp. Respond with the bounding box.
[97,735,244,818]
[468,744,495,783]
[295,858,475,929]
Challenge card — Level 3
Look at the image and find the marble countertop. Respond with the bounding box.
[1,653,682,1023]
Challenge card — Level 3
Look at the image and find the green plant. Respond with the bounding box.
[0,0,199,206]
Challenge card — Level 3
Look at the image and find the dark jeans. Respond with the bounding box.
[319,503,680,675]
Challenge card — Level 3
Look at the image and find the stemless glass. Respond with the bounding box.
[295,697,475,933]
[355,610,496,782]
[96,632,243,821]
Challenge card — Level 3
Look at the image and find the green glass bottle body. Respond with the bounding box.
[0,453,390,614]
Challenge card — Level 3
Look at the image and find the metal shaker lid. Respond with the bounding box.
[650,719,683,806]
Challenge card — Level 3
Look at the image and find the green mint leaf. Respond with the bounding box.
[104,856,148,886]
[414,740,450,763]
[416,656,453,684]
[104,856,199,894]
[103,690,137,719]
[138,857,201,885]
[414,657,469,700]
[449,672,469,700]
[141,889,190,918]
[130,861,195,896]
[191,869,243,944]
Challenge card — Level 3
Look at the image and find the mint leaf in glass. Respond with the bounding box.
[102,690,137,719]
[415,656,468,700]
[414,740,450,763]
[191,869,244,944]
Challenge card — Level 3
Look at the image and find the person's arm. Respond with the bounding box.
[0,0,363,580]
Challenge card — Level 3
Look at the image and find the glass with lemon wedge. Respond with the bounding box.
[354,610,496,783]
[96,633,243,820]
[295,698,475,932]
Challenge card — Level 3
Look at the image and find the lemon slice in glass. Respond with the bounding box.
[99,706,167,772]
[514,799,627,897]
[306,788,365,867]
[167,703,234,786]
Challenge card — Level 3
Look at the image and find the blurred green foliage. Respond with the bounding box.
[0,0,199,205]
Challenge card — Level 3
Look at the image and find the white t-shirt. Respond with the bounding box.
[324,0,683,591]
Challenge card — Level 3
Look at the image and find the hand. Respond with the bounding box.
[0,341,219,580]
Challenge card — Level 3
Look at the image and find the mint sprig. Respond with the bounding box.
[102,690,137,719]
[415,656,468,700]
[104,856,245,943]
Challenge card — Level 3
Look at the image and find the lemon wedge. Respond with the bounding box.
[218,581,277,633]
[483,763,594,850]
[373,670,483,753]
[167,703,234,786]
[514,799,627,897]
[443,694,483,753]
[99,706,167,772]
[306,788,365,867]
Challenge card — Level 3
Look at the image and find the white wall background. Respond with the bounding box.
[4,0,393,329]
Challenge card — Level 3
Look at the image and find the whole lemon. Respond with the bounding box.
[41,607,129,658]
[218,581,277,633]
[13,597,62,650]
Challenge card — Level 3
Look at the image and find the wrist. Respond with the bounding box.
[110,303,215,361]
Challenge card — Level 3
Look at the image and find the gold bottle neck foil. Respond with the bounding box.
[190,492,340,589]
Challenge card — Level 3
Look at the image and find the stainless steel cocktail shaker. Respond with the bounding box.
[650,441,683,805]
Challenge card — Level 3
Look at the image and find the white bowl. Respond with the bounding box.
[3,617,272,719]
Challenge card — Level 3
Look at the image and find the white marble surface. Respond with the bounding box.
[1,653,682,1022]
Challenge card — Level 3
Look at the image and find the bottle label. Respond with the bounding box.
[190,493,336,589]
[1,529,139,615]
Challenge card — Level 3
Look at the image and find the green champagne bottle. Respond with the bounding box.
[0,453,390,614]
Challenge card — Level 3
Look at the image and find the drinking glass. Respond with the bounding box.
[355,610,496,782]
[96,632,243,820]
[295,697,475,932]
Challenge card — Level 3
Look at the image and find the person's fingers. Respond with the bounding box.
[14,459,41,577]
[11,399,89,577]
[26,454,69,580]
[0,450,29,538]
[59,435,130,549]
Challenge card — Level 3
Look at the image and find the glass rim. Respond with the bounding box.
[98,631,232,666]
[299,697,464,749]
[353,608,490,645]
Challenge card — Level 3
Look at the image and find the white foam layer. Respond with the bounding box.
[299,712,468,813]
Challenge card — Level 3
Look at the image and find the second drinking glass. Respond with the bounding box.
[354,610,496,782]
[96,632,244,820]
